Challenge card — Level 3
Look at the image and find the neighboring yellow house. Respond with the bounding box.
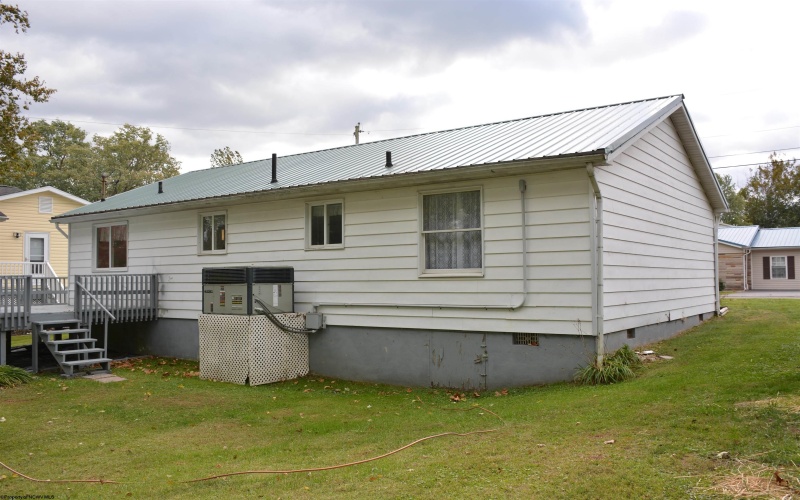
[0,186,89,278]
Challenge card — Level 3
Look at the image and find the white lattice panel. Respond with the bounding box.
[199,314,250,385]
[249,314,309,386]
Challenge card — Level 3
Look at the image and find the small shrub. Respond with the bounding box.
[574,344,641,385]
[611,344,642,369]
[0,365,34,388]
[719,280,726,291]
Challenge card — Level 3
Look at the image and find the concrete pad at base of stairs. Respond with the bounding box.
[82,373,126,383]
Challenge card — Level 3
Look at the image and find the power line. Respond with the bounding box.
[711,162,766,170]
[24,116,351,137]
[24,116,425,137]
[708,146,800,159]
[703,124,800,139]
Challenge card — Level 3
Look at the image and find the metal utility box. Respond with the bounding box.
[202,266,294,315]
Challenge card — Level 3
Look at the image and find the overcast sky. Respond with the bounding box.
[6,0,799,186]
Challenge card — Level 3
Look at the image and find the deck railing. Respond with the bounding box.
[31,277,69,305]
[0,262,54,277]
[0,275,32,331]
[75,274,159,325]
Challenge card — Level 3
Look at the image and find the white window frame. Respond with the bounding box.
[198,211,228,255]
[38,196,53,214]
[305,200,344,250]
[771,255,787,279]
[93,221,128,272]
[418,186,484,278]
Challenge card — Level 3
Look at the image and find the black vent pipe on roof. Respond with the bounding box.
[158,181,163,194]
[385,151,393,168]
[271,153,278,183]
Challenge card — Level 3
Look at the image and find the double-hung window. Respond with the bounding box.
[421,189,482,274]
[200,212,226,253]
[307,201,343,248]
[95,222,128,270]
[771,256,787,279]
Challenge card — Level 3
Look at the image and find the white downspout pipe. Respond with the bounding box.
[743,248,751,291]
[586,163,604,367]
[713,212,723,314]
[54,222,68,240]
[313,179,530,313]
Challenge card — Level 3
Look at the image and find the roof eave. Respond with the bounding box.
[0,186,90,205]
[669,104,729,213]
[53,152,606,223]
[604,95,684,160]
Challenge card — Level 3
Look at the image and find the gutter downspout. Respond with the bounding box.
[586,163,605,367]
[313,179,530,313]
[713,212,723,314]
[743,247,751,291]
[54,222,69,240]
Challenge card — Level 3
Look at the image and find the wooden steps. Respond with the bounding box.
[32,319,110,376]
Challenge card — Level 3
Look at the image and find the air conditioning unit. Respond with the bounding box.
[202,266,294,315]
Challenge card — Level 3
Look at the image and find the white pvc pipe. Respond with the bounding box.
[586,163,605,367]
[313,179,530,313]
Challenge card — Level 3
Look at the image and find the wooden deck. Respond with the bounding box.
[1,274,159,372]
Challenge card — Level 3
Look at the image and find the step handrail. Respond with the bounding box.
[76,281,116,322]
[76,279,116,365]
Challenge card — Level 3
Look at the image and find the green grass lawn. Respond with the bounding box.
[1,299,799,498]
[10,332,31,348]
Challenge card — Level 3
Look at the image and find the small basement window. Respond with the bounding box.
[513,333,539,346]
[627,328,636,339]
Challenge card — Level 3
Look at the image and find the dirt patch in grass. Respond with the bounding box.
[735,396,800,414]
[705,459,800,498]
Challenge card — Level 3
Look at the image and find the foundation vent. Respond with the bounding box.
[513,332,539,346]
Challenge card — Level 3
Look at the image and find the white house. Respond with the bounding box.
[52,95,728,388]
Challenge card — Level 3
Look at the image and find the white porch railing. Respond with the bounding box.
[0,261,56,277]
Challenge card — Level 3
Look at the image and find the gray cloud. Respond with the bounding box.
[15,0,587,135]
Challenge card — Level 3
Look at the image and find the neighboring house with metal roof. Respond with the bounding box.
[0,186,89,278]
[718,225,800,291]
[718,225,759,290]
[52,95,728,388]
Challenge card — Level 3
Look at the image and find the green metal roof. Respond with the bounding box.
[56,95,714,220]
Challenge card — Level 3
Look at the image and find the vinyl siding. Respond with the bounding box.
[750,249,800,290]
[598,118,716,332]
[68,170,594,335]
[0,193,83,277]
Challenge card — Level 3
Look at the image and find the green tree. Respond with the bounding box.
[715,172,749,225]
[0,4,56,184]
[15,119,93,192]
[210,146,243,168]
[742,154,800,228]
[91,124,181,199]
